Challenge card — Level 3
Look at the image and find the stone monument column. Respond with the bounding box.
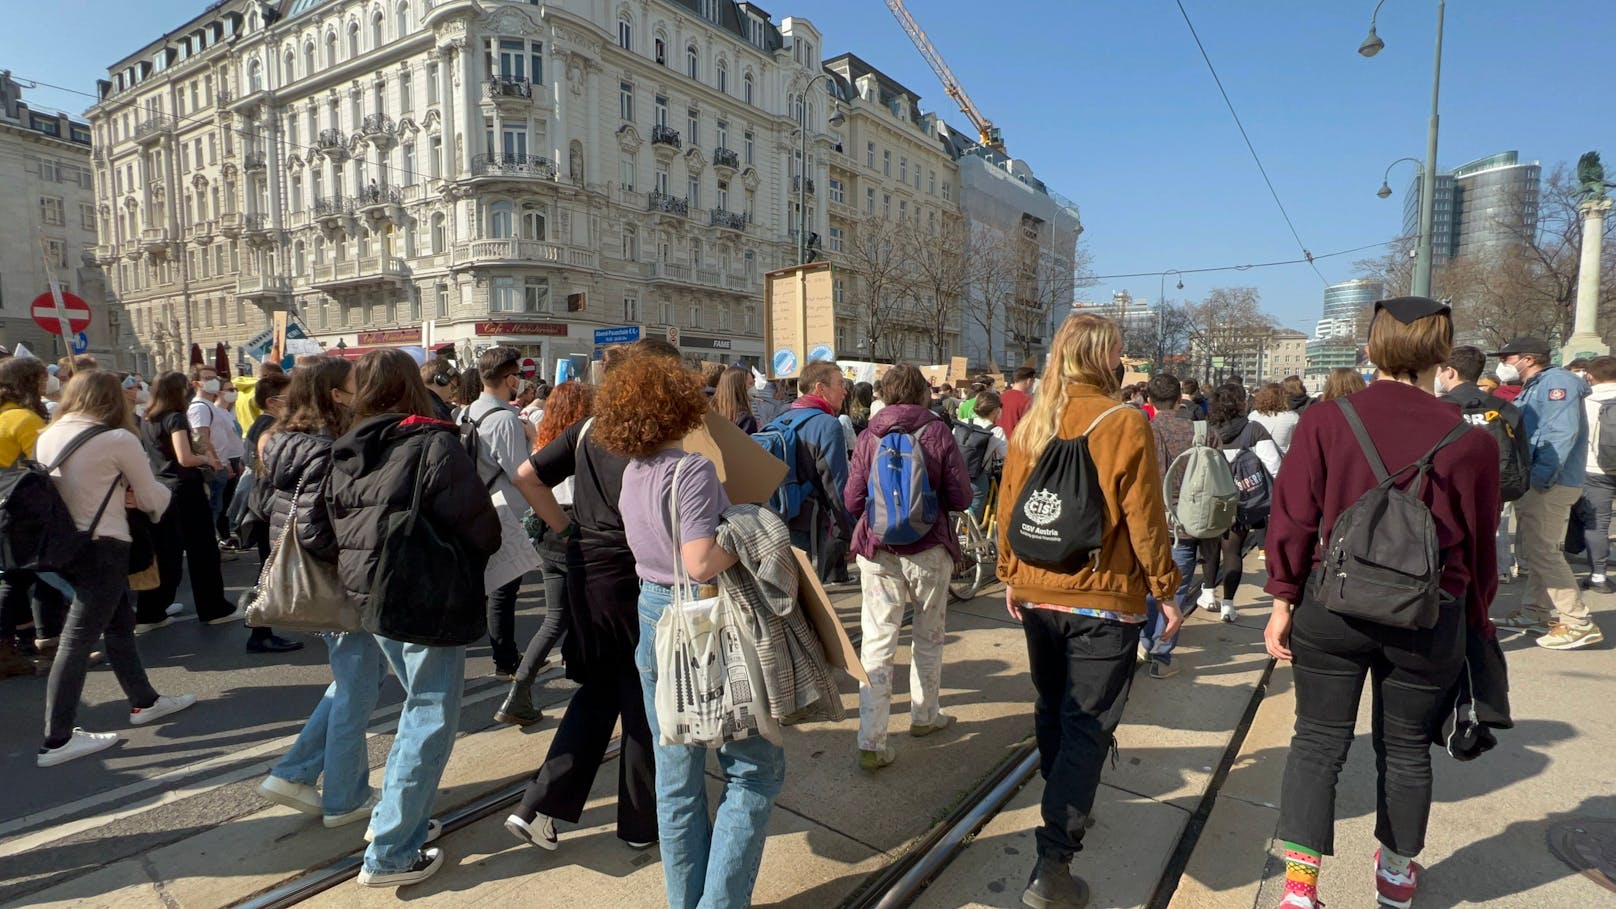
[1565,197,1613,359]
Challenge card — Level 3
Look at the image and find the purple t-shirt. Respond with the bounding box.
[620,449,731,585]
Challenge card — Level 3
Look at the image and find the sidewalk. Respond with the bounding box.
[1172,578,1616,908]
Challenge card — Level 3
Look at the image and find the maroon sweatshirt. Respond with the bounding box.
[1263,381,1501,635]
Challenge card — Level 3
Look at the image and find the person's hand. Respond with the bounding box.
[1158,599,1184,644]
[124,487,137,508]
[1006,595,1023,622]
[1265,602,1294,661]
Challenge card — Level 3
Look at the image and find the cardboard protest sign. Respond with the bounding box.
[792,547,867,684]
[682,410,788,505]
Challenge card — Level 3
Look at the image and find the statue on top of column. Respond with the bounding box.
[1577,151,1613,202]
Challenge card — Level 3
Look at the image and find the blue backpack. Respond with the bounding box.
[867,424,939,545]
[753,409,822,521]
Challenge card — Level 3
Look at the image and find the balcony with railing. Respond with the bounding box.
[190,220,216,244]
[642,261,692,283]
[317,128,350,161]
[647,191,689,217]
[650,125,682,150]
[313,196,356,232]
[243,212,271,231]
[242,151,267,172]
[360,114,396,149]
[215,87,233,110]
[357,183,404,208]
[310,254,409,292]
[134,115,175,143]
[450,238,597,270]
[713,148,740,172]
[709,208,748,232]
[236,273,290,301]
[794,175,816,195]
[470,153,557,181]
[486,77,533,100]
[217,211,243,237]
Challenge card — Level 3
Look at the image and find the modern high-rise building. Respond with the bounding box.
[1403,151,1540,266]
[1314,278,1383,341]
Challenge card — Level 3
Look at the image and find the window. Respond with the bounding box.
[304,42,315,75]
[348,22,360,58]
[293,240,306,275]
[44,239,67,268]
[39,196,64,226]
[617,16,632,50]
[522,206,545,240]
[429,136,442,178]
[687,108,698,146]
[687,46,698,80]
[427,62,439,102]
[829,178,844,204]
[402,144,416,184]
[81,203,96,231]
[492,275,518,312]
[435,283,448,317]
[523,277,549,313]
[744,130,754,165]
[687,175,699,208]
[716,61,727,94]
[828,226,843,252]
[623,295,639,322]
[326,31,338,66]
[654,165,669,195]
[620,155,635,192]
[502,124,528,158]
[623,225,638,259]
[619,81,634,121]
[688,302,700,328]
[900,157,907,183]
[409,288,421,321]
[883,193,891,217]
[290,175,303,211]
[717,180,729,211]
[865,187,875,214]
[489,201,514,238]
[942,181,951,201]
[654,94,668,128]
[654,38,666,65]
[248,58,263,93]
[743,73,753,105]
[660,299,673,324]
[400,70,413,112]
[371,12,383,48]
[430,213,445,253]
[929,169,936,194]
[715,119,729,151]
[883,149,891,176]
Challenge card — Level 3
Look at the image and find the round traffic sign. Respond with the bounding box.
[71,331,90,355]
[30,291,91,335]
[519,357,538,379]
[666,326,680,346]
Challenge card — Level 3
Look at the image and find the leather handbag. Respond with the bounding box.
[246,471,359,632]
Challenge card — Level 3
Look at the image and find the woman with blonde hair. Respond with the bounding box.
[1321,367,1366,401]
[33,371,193,766]
[996,313,1182,908]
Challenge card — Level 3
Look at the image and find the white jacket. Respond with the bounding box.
[35,415,172,543]
[1584,382,1616,476]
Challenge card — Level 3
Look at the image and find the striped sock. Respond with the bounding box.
[1281,841,1321,904]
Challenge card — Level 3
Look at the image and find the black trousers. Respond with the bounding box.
[1021,608,1140,862]
[486,575,523,674]
[516,664,657,843]
[1199,524,1252,599]
[514,549,570,686]
[137,479,231,623]
[1277,597,1465,856]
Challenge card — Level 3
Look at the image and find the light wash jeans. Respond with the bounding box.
[362,637,466,875]
[270,631,387,815]
[855,547,952,751]
[636,581,785,909]
[1141,537,1202,667]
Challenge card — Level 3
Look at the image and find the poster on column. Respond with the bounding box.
[764,263,835,379]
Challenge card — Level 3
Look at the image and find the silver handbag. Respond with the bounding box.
[246,471,359,632]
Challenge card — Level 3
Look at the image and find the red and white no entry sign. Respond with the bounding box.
[31,291,91,336]
[519,357,538,379]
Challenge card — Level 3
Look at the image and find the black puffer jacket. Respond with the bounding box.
[326,414,500,613]
[254,429,338,562]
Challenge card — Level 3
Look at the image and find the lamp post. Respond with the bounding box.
[794,72,844,265]
[1158,269,1183,373]
[1361,0,1445,298]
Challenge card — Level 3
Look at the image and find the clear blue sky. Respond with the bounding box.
[5,0,1611,332]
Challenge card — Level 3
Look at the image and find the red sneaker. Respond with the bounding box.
[1374,850,1421,908]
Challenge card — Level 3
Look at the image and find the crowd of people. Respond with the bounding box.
[1,294,1606,908]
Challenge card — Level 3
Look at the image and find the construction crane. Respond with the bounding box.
[884,0,1005,154]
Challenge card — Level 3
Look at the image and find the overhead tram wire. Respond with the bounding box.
[1172,0,1329,285]
[1089,236,1403,282]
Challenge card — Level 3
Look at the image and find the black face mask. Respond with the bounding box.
[1113,363,1125,387]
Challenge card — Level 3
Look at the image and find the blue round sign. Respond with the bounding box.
[808,344,834,364]
[70,331,89,355]
[772,348,798,377]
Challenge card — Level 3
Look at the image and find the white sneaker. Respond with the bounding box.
[505,813,558,851]
[1197,588,1218,610]
[130,694,197,726]
[134,618,171,634]
[324,794,378,828]
[357,848,443,887]
[204,606,248,626]
[37,729,120,767]
[258,775,322,815]
[1220,600,1239,622]
[366,819,442,844]
[165,603,185,617]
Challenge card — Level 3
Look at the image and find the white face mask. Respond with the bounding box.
[45,376,61,395]
[201,378,222,394]
[1495,362,1520,385]
[221,390,238,404]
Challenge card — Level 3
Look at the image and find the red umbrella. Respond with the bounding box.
[189,343,204,366]
[214,342,230,377]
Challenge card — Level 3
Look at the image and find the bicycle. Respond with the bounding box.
[949,475,999,601]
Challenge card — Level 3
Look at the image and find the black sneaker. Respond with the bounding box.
[357,848,444,887]
[1022,856,1090,909]
[246,634,306,654]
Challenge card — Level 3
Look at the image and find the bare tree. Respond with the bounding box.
[901,215,970,363]
[960,224,1017,373]
[838,217,913,361]
[1185,287,1275,383]
[1125,300,1196,373]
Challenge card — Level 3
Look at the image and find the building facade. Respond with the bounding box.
[1315,278,1383,342]
[0,72,114,361]
[1404,151,1540,267]
[87,0,842,376]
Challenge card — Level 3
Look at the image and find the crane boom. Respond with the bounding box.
[884,0,1004,152]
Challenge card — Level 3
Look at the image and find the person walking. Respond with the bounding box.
[241,372,302,655]
[1250,383,1300,454]
[956,390,1009,520]
[1263,297,1501,909]
[327,350,501,887]
[1141,373,1205,680]
[1436,345,1530,588]
[186,364,246,553]
[1579,356,1616,593]
[1196,384,1283,623]
[500,343,660,855]
[34,371,195,767]
[1,356,53,676]
[766,360,850,583]
[844,365,973,771]
[605,351,782,909]
[998,366,1037,438]
[254,357,391,829]
[996,313,1181,909]
[135,371,234,628]
[1282,375,1313,416]
[493,381,593,727]
[1490,336,1602,649]
[711,366,759,434]
[465,347,534,680]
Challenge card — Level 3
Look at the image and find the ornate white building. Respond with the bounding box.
[87,0,844,374]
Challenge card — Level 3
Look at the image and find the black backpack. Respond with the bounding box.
[364,441,489,646]
[1006,405,1127,572]
[1226,424,1276,527]
[1317,399,1470,630]
[0,425,118,572]
[460,408,506,491]
[1460,395,1529,502]
[1596,401,1616,476]
[953,419,995,479]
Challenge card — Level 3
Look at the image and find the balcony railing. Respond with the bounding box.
[647,191,689,216]
[313,196,355,217]
[451,238,597,270]
[139,227,169,246]
[709,208,748,231]
[134,116,175,140]
[243,212,270,231]
[356,183,404,207]
[317,128,347,149]
[310,255,409,288]
[243,151,267,171]
[650,125,681,148]
[486,77,532,99]
[236,274,290,296]
[713,148,740,170]
[360,113,395,137]
[643,261,692,283]
[470,153,557,181]
[794,175,816,195]
[215,88,233,109]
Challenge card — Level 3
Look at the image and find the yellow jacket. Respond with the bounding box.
[995,383,1181,616]
[0,403,47,468]
[232,376,260,428]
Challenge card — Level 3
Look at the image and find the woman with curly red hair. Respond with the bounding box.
[494,382,595,726]
[603,353,783,909]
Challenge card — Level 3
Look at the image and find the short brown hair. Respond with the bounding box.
[1366,307,1452,381]
[880,364,931,406]
[592,354,707,458]
[1322,367,1366,401]
[1588,356,1616,383]
[1252,383,1286,416]
[253,373,292,410]
[188,363,217,383]
[352,349,437,421]
[974,390,1003,417]
[798,360,842,397]
[478,346,522,385]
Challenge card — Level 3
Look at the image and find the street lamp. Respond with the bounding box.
[1360,0,1445,298]
[1155,270,1184,373]
[794,72,845,265]
[1376,156,1421,200]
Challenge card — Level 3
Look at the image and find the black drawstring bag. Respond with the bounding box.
[1006,406,1127,572]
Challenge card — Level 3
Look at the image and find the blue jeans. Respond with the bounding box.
[362,637,466,874]
[206,470,230,526]
[635,581,786,909]
[969,472,992,520]
[1141,537,1201,666]
[271,632,387,815]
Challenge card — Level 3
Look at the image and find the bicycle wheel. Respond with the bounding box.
[949,512,990,601]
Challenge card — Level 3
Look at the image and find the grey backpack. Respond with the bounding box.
[1166,421,1239,540]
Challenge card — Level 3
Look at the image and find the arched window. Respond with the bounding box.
[522,206,545,241]
[304,41,315,74]
[686,46,698,79]
[371,12,383,49]
[716,60,727,94]
[743,73,754,105]
[654,37,666,65]
[617,15,631,50]
[348,22,360,58]
[325,32,338,66]
[283,50,295,84]
[248,58,263,93]
[489,201,514,238]
[395,2,408,38]
[293,240,306,275]
[313,235,325,263]
[430,213,445,253]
